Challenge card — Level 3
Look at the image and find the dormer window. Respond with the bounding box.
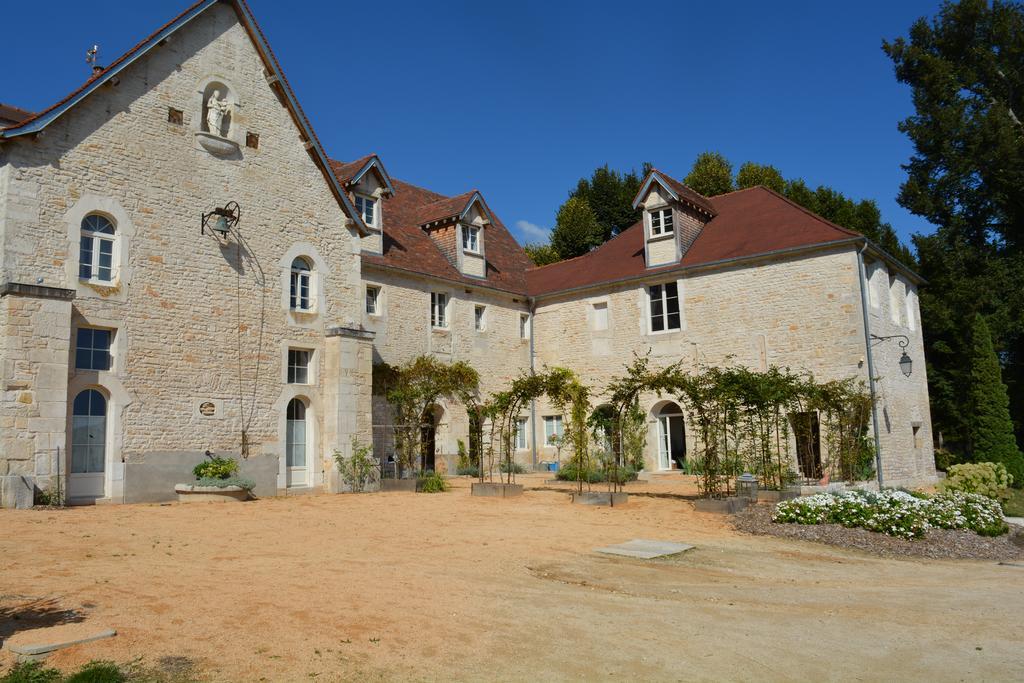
[463,225,480,253]
[649,208,674,237]
[355,195,378,229]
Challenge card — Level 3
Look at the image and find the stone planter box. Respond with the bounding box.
[571,491,628,507]
[174,484,249,503]
[693,496,749,514]
[757,489,802,504]
[380,479,418,492]
[471,482,524,498]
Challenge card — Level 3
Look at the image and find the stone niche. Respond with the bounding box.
[195,78,241,157]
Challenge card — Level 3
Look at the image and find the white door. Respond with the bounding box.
[69,389,106,499]
[286,398,308,487]
[657,415,673,470]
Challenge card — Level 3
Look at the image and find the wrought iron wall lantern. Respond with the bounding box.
[201,201,241,236]
[870,333,913,377]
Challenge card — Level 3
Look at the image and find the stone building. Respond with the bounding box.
[0,0,934,507]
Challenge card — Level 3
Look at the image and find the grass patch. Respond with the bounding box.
[1003,488,1024,517]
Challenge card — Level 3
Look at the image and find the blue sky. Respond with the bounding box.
[1,0,943,248]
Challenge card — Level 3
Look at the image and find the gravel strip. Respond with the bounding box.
[733,503,1024,561]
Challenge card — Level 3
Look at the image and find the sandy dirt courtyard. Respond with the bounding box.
[1,476,1022,682]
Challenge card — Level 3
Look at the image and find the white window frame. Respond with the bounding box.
[290,257,314,312]
[463,225,481,254]
[648,282,681,333]
[648,208,674,238]
[431,292,449,329]
[79,214,117,284]
[474,304,487,331]
[366,286,381,316]
[354,194,378,229]
[287,348,312,385]
[543,415,564,446]
[515,417,528,450]
[592,301,609,331]
[520,313,531,340]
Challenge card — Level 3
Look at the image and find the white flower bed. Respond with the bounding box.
[773,489,1007,540]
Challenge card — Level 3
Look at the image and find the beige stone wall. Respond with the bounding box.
[531,246,936,485]
[0,3,364,498]
[361,265,531,469]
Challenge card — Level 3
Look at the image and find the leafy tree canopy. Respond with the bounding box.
[569,163,651,241]
[549,196,602,260]
[684,151,735,197]
[523,242,560,266]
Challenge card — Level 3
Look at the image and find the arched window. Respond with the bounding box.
[79,214,116,283]
[71,389,106,474]
[289,257,313,312]
[286,398,308,487]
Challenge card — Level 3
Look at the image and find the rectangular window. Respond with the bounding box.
[287,349,311,384]
[515,417,528,450]
[431,292,448,328]
[649,208,674,237]
[592,302,608,331]
[79,235,115,282]
[648,282,681,333]
[543,415,564,446]
[474,304,486,331]
[75,328,111,371]
[888,273,900,324]
[290,269,312,311]
[520,313,530,339]
[366,286,380,315]
[912,424,922,450]
[355,195,377,228]
[463,226,480,253]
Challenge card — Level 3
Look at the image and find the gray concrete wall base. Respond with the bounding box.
[123,452,278,503]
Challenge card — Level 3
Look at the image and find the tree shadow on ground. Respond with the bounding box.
[0,596,86,647]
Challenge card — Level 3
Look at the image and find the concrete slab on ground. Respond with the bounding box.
[5,625,116,661]
[1005,516,1024,527]
[595,539,694,559]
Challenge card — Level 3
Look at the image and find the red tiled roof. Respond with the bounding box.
[652,170,718,217]
[351,173,531,295]
[0,103,33,128]
[526,186,862,296]
[415,191,479,226]
[330,154,377,186]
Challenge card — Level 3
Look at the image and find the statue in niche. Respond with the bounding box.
[205,89,231,136]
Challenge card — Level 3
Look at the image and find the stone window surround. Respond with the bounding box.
[278,243,329,328]
[65,371,133,502]
[365,285,382,317]
[65,195,136,302]
[70,314,127,377]
[519,312,531,341]
[515,416,529,451]
[642,278,686,336]
[280,340,320,386]
[273,387,321,490]
[354,193,379,229]
[431,290,451,330]
[474,304,487,332]
[587,296,611,334]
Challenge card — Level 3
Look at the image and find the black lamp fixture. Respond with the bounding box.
[871,334,913,377]
[201,201,241,236]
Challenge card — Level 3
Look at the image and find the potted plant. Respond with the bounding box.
[174,453,254,502]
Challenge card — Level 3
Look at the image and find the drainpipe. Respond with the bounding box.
[856,243,885,489]
[528,296,538,469]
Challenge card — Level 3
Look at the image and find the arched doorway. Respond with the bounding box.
[655,401,686,471]
[420,405,440,472]
[286,398,308,487]
[70,388,107,499]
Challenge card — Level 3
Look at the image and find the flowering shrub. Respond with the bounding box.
[940,462,1013,502]
[773,489,1008,539]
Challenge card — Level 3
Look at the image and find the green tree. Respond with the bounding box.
[569,163,650,241]
[550,196,602,259]
[967,314,1024,484]
[684,151,734,197]
[736,162,785,194]
[523,243,560,266]
[885,0,1024,450]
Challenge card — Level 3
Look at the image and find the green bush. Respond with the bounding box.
[456,465,479,477]
[773,489,1007,539]
[193,475,255,491]
[418,471,448,493]
[334,440,378,493]
[63,661,125,683]
[933,447,965,472]
[555,463,638,484]
[941,462,1013,502]
[192,456,238,480]
[1,661,62,683]
[499,461,526,474]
